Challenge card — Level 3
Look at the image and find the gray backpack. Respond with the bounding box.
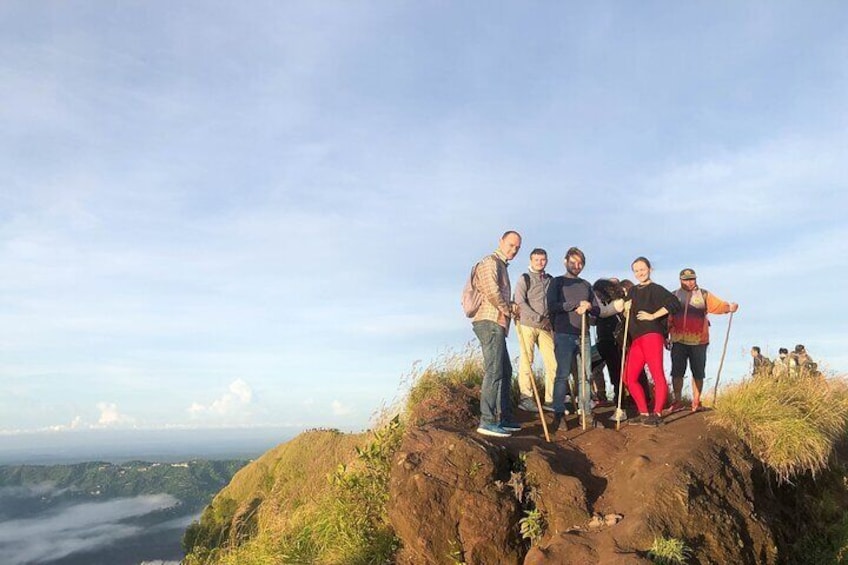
[461,261,483,318]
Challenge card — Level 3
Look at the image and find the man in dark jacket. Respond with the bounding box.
[547,247,600,420]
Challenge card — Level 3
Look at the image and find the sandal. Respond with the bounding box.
[668,401,687,413]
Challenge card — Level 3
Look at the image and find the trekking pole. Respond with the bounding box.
[711,311,734,408]
[615,305,631,431]
[516,321,551,442]
[580,312,588,431]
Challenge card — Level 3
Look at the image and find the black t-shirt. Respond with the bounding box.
[627,282,681,341]
[596,310,620,343]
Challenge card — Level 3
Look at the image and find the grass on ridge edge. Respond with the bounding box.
[711,372,848,482]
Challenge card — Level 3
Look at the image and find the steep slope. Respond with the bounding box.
[183,429,366,562]
[388,409,778,564]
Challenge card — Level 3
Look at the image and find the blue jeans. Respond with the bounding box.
[553,332,592,415]
[473,320,513,426]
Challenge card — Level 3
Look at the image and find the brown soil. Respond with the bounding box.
[388,405,781,565]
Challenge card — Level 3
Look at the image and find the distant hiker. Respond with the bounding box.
[546,247,600,422]
[667,268,738,412]
[773,347,791,377]
[513,248,557,412]
[790,344,816,376]
[751,346,771,377]
[470,230,522,438]
[621,257,681,427]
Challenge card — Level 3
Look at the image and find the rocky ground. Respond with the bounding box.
[388,403,780,564]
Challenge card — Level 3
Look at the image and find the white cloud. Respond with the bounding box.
[45,415,85,433]
[0,482,73,500]
[96,402,135,427]
[187,378,254,419]
[331,400,352,416]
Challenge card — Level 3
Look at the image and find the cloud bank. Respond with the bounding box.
[0,494,179,564]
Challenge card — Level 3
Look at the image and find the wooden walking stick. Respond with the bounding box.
[615,304,631,431]
[711,311,734,407]
[580,312,588,431]
[516,321,551,442]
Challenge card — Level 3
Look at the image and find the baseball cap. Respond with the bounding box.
[679,268,697,280]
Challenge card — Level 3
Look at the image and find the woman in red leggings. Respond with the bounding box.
[624,257,681,426]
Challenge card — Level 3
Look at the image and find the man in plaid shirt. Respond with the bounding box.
[471,230,522,437]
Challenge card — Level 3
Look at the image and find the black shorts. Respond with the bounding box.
[670,343,708,380]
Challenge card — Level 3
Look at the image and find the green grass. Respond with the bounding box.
[519,508,545,545]
[183,426,400,565]
[647,536,691,564]
[403,345,483,413]
[711,372,848,482]
[782,457,848,564]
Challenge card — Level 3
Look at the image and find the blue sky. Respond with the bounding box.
[1,2,846,435]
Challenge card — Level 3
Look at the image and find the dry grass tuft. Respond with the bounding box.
[396,343,484,428]
[711,371,848,482]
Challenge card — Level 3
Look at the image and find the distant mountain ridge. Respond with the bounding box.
[0,460,247,517]
[0,459,248,565]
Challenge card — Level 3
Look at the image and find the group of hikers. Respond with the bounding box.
[464,230,740,438]
[751,343,817,378]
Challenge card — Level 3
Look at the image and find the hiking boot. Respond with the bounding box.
[642,414,662,427]
[476,423,512,438]
[518,398,537,412]
[500,421,522,432]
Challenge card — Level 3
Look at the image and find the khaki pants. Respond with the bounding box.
[516,325,557,404]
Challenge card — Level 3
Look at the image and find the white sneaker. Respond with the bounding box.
[476,423,512,438]
[518,398,537,412]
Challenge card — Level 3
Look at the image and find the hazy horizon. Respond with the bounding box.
[0,426,301,465]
